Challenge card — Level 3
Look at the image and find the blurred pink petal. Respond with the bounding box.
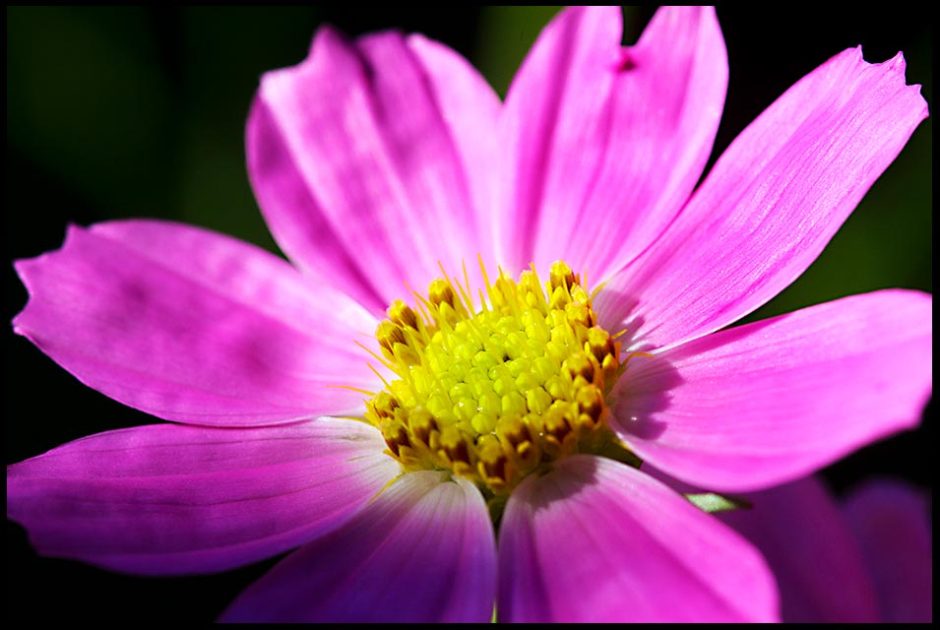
[720,476,932,622]
[250,26,500,308]
[598,48,928,350]
[718,477,880,622]
[843,479,933,622]
[222,471,496,622]
[497,455,778,622]
[611,290,931,491]
[13,220,380,426]
[7,418,397,575]
[498,6,727,281]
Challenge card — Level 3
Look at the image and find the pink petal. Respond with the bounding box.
[13,220,381,426]
[497,455,778,622]
[498,6,727,281]
[249,26,500,309]
[246,97,384,314]
[406,33,502,275]
[221,471,496,622]
[598,47,928,350]
[7,417,398,575]
[718,477,880,622]
[611,290,932,492]
[842,479,932,622]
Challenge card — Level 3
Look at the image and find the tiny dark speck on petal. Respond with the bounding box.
[617,49,637,72]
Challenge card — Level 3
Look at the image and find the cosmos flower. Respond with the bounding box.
[7,5,932,623]
[719,476,932,623]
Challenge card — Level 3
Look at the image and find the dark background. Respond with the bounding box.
[5,5,932,621]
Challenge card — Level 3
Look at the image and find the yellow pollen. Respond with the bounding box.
[364,260,632,495]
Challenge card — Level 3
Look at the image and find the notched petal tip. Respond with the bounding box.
[405,31,429,48]
[404,32,453,60]
[884,50,907,72]
[11,222,86,333]
[852,48,908,79]
[14,221,83,271]
[258,24,353,96]
[308,22,348,57]
[852,46,928,117]
[11,257,34,291]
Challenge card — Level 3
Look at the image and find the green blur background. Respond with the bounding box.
[5,5,932,621]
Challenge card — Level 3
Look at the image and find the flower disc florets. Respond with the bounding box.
[365,261,628,495]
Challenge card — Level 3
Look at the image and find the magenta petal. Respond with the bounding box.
[13,220,381,426]
[499,6,727,281]
[719,477,880,622]
[599,47,928,349]
[246,97,384,314]
[611,290,932,491]
[405,33,502,276]
[221,471,497,622]
[842,479,933,622]
[7,418,398,575]
[250,26,500,308]
[498,455,778,622]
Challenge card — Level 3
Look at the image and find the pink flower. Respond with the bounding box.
[7,6,931,623]
[719,477,932,623]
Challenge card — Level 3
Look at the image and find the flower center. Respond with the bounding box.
[365,260,637,495]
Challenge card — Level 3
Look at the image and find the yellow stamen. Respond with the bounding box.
[363,260,634,495]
